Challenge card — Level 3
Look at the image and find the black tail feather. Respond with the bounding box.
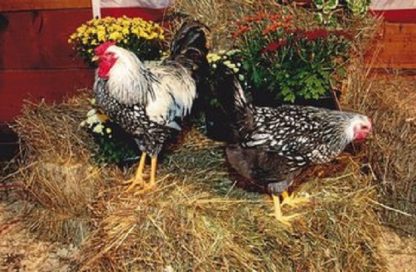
[208,64,255,142]
[169,20,209,58]
[167,20,210,86]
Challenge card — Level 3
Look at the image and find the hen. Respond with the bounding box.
[93,21,209,192]
[213,66,372,224]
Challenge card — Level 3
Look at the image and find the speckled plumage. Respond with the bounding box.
[242,105,359,165]
[219,68,371,194]
[94,78,171,155]
[93,21,209,156]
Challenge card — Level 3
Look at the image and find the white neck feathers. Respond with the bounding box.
[106,46,149,105]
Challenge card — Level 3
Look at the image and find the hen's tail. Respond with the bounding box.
[210,64,255,142]
[168,20,209,82]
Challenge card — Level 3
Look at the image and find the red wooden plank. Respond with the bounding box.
[0,69,94,122]
[366,22,416,69]
[0,0,91,12]
[383,22,416,36]
[371,10,416,23]
[0,9,92,70]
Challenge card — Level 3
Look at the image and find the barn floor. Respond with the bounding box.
[0,201,414,271]
[0,203,77,271]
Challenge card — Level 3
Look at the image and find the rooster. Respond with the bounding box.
[93,21,209,193]
[213,66,372,225]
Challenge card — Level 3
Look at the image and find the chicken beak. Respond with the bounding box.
[91,55,99,62]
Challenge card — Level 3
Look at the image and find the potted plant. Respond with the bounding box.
[68,16,165,65]
[312,0,371,26]
[232,10,352,109]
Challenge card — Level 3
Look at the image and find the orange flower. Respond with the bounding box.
[262,22,281,35]
[233,24,250,38]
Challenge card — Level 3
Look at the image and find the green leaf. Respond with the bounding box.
[314,0,324,9]
[326,0,339,9]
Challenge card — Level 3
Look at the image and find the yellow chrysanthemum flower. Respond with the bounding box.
[109,31,122,41]
[122,27,129,35]
[207,53,222,63]
[97,30,106,42]
[69,16,164,63]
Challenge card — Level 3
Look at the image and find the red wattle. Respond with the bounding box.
[97,59,115,79]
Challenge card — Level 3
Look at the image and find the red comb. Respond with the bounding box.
[94,41,116,55]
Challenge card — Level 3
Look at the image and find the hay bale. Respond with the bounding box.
[11,93,101,244]
[72,131,385,271]
[13,92,94,159]
[18,157,99,244]
[342,59,416,235]
[9,93,386,270]
[172,0,280,50]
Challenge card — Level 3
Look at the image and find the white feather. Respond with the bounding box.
[145,66,196,126]
[105,45,197,128]
[106,46,148,105]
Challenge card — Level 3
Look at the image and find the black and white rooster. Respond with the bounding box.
[93,21,209,193]
[213,66,372,224]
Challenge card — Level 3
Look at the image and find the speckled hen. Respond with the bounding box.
[214,66,372,224]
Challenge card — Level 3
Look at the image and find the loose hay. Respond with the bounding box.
[8,93,386,270]
[172,0,281,51]
[342,58,416,236]
[10,93,101,244]
[75,140,385,271]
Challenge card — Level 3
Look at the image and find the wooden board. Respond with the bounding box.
[0,10,92,69]
[0,69,94,122]
[368,22,416,69]
[0,0,91,12]
[0,8,94,123]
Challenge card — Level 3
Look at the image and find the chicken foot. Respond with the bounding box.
[270,194,302,227]
[281,191,310,208]
[125,152,147,191]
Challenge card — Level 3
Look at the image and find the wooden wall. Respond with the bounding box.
[0,0,94,123]
[370,22,416,69]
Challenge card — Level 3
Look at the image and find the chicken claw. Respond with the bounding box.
[281,191,310,208]
[124,152,147,192]
[269,194,304,227]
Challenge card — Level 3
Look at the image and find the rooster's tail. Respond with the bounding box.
[168,20,209,81]
[170,20,208,58]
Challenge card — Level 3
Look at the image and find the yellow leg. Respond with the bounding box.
[131,155,157,195]
[281,190,310,208]
[125,152,146,191]
[281,191,290,199]
[272,194,283,219]
[270,194,302,226]
[149,156,157,187]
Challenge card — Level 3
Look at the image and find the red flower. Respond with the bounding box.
[262,39,287,54]
[304,29,329,41]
